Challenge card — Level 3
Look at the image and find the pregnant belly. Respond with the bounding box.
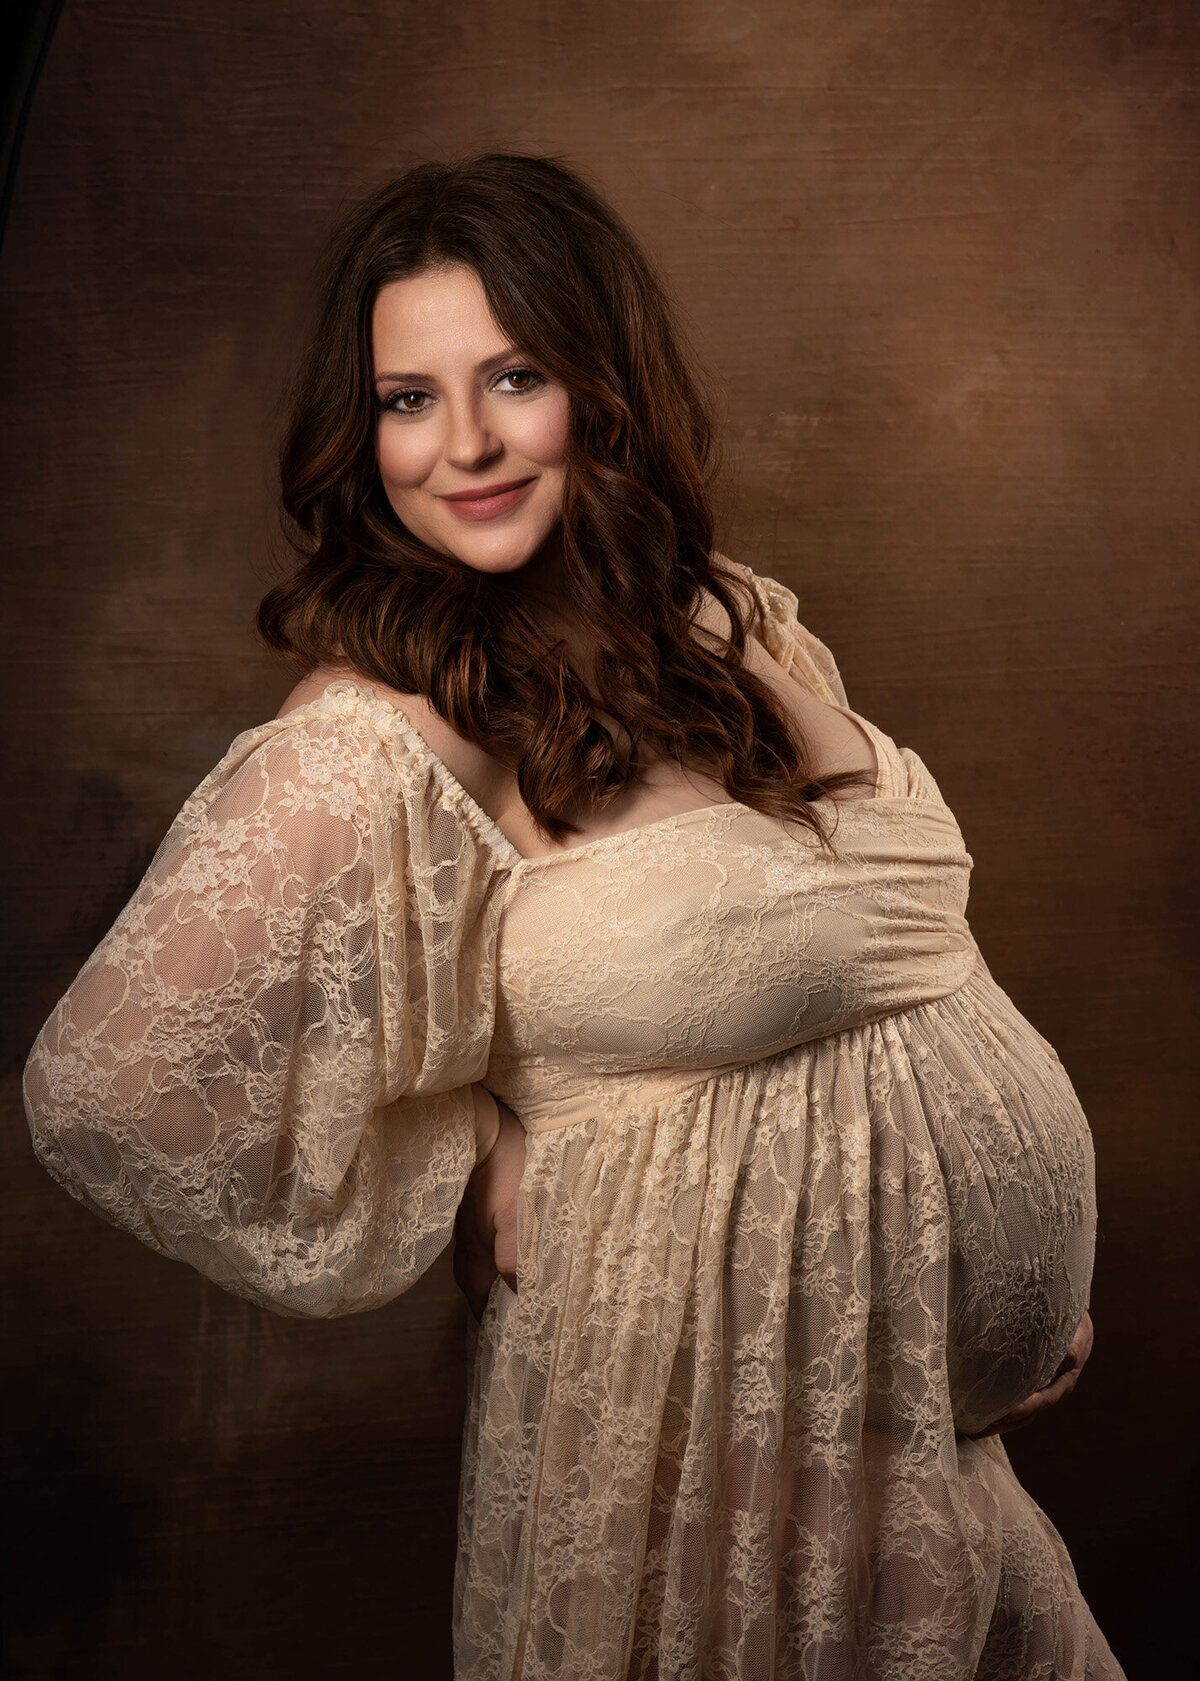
[894,973,1099,1436]
[942,1161,1095,1435]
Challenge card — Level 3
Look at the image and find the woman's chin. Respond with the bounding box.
[462,541,569,585]
[426,530,548,576]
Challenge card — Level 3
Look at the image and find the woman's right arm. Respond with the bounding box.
[23,706,502,1318]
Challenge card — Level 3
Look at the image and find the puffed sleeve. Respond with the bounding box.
[717,553,851,709]
[22,685,509,1318]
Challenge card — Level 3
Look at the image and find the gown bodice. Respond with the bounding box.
[485,713,982,1133]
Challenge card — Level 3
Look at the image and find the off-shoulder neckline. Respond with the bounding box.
[297,677,897,874]
[298,680,527,867]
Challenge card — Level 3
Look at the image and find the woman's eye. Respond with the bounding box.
[386,389,431,414]
[381,368,544,415]
[495,366,545,394]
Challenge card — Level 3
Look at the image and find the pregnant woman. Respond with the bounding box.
[23,152,1123,1678]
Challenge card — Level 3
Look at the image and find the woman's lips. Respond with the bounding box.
[439,477,536,521]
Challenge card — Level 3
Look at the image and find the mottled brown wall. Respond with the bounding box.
[3,3,1197,1676]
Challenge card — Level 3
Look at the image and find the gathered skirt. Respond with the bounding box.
[454,958,1122,1680]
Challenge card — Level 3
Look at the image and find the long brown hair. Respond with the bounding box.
[257,151,867,849]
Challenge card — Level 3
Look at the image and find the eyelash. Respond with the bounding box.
[380,365,546,416]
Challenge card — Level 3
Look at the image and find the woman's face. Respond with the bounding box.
[372,264,571,577]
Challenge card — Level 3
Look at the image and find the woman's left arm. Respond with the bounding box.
[453,1098,526,1321]
[968,1310,1094,1439]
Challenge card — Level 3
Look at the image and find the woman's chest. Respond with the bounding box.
[358,628,879,863]
[490,802,977,1074]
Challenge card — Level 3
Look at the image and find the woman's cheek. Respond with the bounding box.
[377,426,438,491]
[516,393,571,466]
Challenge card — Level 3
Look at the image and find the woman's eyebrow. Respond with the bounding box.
[373,348,525,385]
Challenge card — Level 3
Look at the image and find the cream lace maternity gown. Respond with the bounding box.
[23,559,1123,1680]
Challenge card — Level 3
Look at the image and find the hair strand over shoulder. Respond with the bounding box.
[257,151,868,849]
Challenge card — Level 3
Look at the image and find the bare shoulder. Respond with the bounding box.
[272,659,417,721]
[689,553,734,639]
[271,661,475,774]
[273,661,338,720]
[693,552,763,646]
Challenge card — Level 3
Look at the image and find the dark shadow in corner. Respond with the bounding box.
[0,0,66,257]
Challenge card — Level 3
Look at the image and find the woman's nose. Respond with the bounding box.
[444,398,502,470]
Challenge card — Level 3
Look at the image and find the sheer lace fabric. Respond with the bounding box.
[22,695,507,1315]
[23,559,1123,1678]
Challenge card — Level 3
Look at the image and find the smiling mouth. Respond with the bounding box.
[439,477,535,502]
[438,477,538,521]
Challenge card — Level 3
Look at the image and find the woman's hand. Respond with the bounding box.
[453,1100,527,1321]
[969,1310,1094,1440]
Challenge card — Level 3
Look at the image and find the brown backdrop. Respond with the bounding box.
[3,3,1196,1676]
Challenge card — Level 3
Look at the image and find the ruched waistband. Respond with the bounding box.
[514,1053,770,1135]
[505,955,982,1136]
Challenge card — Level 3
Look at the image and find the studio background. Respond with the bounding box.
[3,3,1196,1676]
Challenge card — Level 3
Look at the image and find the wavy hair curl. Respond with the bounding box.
[257,151,868,849]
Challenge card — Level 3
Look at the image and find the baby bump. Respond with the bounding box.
[897,979,1099,1436]
[940,1133,1094,1434]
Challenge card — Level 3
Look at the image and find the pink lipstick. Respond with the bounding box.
[438,477,537,521]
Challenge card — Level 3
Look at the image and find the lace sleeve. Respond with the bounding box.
[717,554,851,708]
[22,705,503,1318]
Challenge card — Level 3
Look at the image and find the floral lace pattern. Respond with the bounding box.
[22,689,510,1316]
[23,559,1123,1678]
